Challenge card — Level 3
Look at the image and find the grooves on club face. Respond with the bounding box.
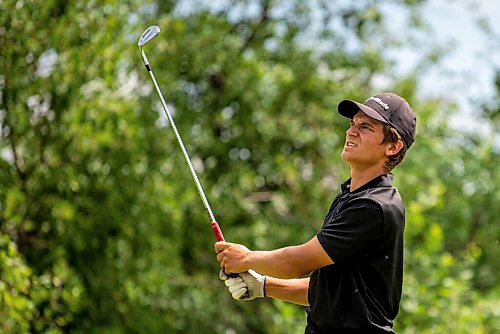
[138,25,160,47]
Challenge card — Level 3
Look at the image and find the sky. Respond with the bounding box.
[396,0,500,134]
[180,0,500,137]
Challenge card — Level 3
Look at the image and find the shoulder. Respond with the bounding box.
[363,187,405,235]
[343,197,384,217]
[360,186,403,211]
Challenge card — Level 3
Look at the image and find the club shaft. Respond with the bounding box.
[141,50,216,223]
[138,37,246,297]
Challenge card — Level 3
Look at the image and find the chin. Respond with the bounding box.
[341,150,351,161]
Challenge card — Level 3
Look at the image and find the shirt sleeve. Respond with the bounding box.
[317,198,384,264]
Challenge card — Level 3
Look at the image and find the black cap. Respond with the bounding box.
[338,93,417,149]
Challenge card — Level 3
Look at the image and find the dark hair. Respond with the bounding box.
[381,124,407,172]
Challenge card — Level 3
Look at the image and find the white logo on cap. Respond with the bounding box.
[366,97,389,110]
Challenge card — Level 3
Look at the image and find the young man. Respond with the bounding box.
[215,93,417,333]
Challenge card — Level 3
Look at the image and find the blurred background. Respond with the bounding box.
[1,0,498,333]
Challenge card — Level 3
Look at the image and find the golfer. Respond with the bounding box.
[215,93,417,333]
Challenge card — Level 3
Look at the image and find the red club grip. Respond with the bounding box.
[211,221,225,242]
[211,220,247,297]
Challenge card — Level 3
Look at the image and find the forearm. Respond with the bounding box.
[246,246,311,278]
[265,277,310,306]
[215,237,332,279]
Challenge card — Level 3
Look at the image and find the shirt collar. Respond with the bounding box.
[341,173,394,194]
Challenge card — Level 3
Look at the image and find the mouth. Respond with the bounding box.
[345,141,357,148]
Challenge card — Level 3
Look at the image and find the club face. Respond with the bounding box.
[138,25,160,47]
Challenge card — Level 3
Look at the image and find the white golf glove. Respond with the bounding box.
[219,269,266,300]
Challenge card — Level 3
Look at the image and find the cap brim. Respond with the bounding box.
[338,100,388,124]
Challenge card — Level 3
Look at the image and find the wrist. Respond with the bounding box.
[242,250,254,272]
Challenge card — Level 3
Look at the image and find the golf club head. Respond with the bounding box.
[138,25,160,47]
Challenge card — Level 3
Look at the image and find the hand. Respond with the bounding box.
[219,269,266,300]
[215,242,251,273]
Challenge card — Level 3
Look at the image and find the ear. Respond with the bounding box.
[386,139,404,157]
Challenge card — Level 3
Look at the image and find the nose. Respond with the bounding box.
[346,124,359,136]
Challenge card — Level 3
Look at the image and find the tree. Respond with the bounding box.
[1,0,497,333]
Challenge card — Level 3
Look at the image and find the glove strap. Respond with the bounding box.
[263,276,267,298]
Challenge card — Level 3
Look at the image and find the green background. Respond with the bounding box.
[1,0,498,333]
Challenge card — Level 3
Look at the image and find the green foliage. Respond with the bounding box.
[0,0,498,333]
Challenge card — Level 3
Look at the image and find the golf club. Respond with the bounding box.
[138,26,248,297]
[138,25,225,240]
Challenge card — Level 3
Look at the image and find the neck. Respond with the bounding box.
[349,165,386,192]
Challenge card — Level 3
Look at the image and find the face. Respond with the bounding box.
[341,111,388,170]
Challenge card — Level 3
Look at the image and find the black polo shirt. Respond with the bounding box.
[306,174,405,333]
